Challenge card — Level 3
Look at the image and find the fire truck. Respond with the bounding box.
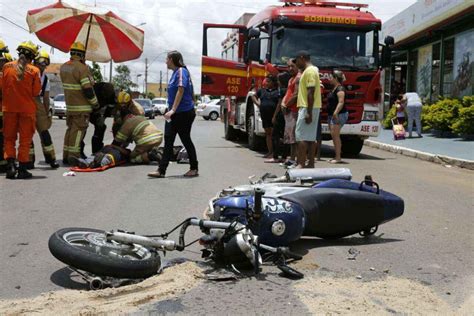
[201,0,394,155]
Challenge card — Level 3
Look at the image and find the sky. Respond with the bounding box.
[0,0,417,93]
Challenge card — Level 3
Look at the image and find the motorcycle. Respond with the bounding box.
[49,168,404,289]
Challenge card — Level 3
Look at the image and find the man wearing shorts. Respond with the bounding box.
[294,51,322,168]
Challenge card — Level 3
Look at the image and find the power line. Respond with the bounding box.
[0,16,30,32]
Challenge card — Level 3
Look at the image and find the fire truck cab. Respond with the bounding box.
[201,0,393,155]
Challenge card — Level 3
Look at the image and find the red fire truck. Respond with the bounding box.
[201,0,393,155]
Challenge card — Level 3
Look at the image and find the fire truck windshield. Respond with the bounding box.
[271,27,377,70]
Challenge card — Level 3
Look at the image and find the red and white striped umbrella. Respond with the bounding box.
[27,0,144,62]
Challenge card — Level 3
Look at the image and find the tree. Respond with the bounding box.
[89,61,103,83]
[112,64,137,92]
[146,92,156,100]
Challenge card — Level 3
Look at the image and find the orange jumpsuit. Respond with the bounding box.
[1,61,41,163]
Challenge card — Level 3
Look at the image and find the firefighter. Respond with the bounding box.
[112,91,144,136]
[0,51,13,173]
[2,41,41,179]
[60,42,100,164]
[28,50,60,169]
[111,106,162,164]
[0,38,9,54]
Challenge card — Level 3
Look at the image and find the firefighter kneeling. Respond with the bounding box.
[71,104,163,169]
[28,50,59,169]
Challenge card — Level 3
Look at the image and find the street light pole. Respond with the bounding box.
[136,74,142,92]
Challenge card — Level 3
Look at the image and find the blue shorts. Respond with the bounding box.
[296,107,320,142]
[328,111,349,127]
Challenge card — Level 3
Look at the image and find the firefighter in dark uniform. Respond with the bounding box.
[28,50,59,169]
[0,51,13,173]
[60,42,100,164]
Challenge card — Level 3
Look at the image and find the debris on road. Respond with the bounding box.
[370,267,375,271]
[62,171,76,177]
[347,248,360,260]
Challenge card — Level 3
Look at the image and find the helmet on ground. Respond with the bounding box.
[0,39,8,53]
[17,41,39,60]
[117,91,131,104]
[35,50,50,66]
[1,52,13,62]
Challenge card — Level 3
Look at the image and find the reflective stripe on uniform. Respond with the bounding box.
[43,144,54,152]
[80,77,91,86]
[67,105,92,112]
[63,83,82,90]
[116,132,128,142]
[88,96,99,105]
[132,121,150,137]
[136,132,162,145]
[29,147,35,155]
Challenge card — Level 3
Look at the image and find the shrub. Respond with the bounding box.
[461,95,474,107]
[422,98,462,132]
[451,105,474,135]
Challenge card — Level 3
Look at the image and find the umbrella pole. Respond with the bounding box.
[84,15,93,54]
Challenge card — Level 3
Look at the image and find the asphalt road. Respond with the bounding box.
[1,115,473,313]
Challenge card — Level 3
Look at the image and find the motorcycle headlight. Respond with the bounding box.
[363,111,378,121]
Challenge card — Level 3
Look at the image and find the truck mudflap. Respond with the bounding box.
[321,121,381,138]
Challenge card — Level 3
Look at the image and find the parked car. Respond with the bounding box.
[48,97,55,117]
[53,94,66,119]
[152,97,168,115]
[134,98,155,119]
[196,99,220,120]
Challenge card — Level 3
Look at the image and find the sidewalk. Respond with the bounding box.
[365,128,474,169]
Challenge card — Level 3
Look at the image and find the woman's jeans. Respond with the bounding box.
[159,110,198,174]
[406,106,422,136]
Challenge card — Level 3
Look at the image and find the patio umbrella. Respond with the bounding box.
[26,0,144,62]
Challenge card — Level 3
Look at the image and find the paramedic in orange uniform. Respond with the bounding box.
[2,41,41,179]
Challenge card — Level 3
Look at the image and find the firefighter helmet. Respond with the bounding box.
[17,41,39,59]
[0,38,8,53]
[35,50,50,66]
[1,52,13,62]
[117,91,131,104]
[70,42,86,53]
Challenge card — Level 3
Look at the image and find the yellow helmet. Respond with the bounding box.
[70,42,86,53]
[117,91,131,104]
[1,52,13,62]
[17,41,39,59]
[35,50,50,66]
[0,38,8,53]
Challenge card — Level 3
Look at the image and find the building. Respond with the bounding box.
[221,13,256,61]
[382,0,473,104]
[146,82,168,98]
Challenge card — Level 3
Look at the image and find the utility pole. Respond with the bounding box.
[159,70,162,97]
[144,58,148,96]
[109,60,112,83]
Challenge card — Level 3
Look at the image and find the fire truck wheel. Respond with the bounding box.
[341,137,364,157]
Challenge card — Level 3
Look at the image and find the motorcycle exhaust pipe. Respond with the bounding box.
[90,277,104,290]
[253,187,265,221]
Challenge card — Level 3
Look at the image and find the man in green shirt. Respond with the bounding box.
[294,51,322,168]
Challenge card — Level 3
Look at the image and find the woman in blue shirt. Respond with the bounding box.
[148,51,198,178]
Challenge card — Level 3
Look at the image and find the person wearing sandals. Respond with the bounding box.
[327,70,349,164]
[148,51,198,178]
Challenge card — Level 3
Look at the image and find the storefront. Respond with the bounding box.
[382,0,473,105]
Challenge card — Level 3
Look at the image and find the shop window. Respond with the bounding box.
[442,38,455,97]
[431,43,441,102]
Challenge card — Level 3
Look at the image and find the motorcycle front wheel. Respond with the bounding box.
[49,227,161,279]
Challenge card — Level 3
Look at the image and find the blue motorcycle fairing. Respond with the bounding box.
[215,196,305,246]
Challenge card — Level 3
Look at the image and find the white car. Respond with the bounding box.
[196,99,221,120]
[53,94,66,119]
[152,97,168,115]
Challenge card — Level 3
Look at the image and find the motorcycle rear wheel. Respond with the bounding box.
[49,227,161,279]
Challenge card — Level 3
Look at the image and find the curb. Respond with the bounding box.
[364,140,474,170]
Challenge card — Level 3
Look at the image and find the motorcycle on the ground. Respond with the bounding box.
[49,168,404,289]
